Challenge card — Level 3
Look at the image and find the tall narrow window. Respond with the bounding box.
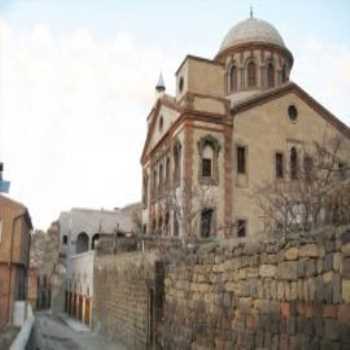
[202,144,214,177]
[230,65,237,92]
[247,61,257,87]
[267,63,275,88]
[338,161,347,180]
[165,212,170,236]
[143,175,148,207]
[173,142,182,185]
[159,163,163,194]
[158,216,163,235]
[290,147,298,180]
[281,65,287,83]
[165,157,170,187]
[201,209,214,238]
[275,153,284,178]
[237,219,247,238]
[173,214,179,237]
[237,146,246,174]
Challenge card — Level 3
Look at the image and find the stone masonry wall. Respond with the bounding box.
[93,251,162,350]
[161,226,350,350]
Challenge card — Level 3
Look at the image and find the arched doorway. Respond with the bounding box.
[76,232,89,254]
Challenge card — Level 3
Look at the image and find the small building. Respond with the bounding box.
[0,195,32,328]
[57,206,137,326]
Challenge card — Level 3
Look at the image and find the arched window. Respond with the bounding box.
[173,214,179,237]
[267,63,275,88]
[201,208,214,238]
[142,174,148,207]
[91,234,100,250]
[76,232,89,254]
[229,65,238,92]
[165,157,170,187]
[290,147,298,180]
[198,135,221,185]
[159,163,163,194]
[247,61,257,87]
[281,65,288,83]
[173,141,182,185]
[202,144,214,177]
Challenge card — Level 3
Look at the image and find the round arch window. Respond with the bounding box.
[288,105,298,122]
[178,77,184,93]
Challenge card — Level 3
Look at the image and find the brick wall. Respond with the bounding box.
[161,226,350,349]
[93,251,163,350]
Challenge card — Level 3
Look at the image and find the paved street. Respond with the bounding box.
[35,312,127,350]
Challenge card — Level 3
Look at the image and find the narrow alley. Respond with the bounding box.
[33,312,127,350]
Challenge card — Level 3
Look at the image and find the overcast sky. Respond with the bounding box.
[0,0,349,230]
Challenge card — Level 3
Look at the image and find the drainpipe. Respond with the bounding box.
[7,212,25,325]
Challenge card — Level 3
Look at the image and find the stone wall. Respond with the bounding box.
[93,251,163,350]
[161,226,350,350]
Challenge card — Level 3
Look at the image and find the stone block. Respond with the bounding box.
[278,261,298,280]
[323,305,338,319]
[325,319,340,340]
[300,244,320,258]
[341,230,350,244]
[285,247,299,261]
[324,254,333,272]
[306,260,317,277]
[259,264,277,278]
[341,243,350,256]
[343,258,350,278]
[333,253,342,272]
[320,340,340,350]
[342,280,350,303]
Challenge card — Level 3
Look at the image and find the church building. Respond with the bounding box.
[141,14,350,239]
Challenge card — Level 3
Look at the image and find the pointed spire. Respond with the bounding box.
[250,5,254,18]
[155,72,166,92]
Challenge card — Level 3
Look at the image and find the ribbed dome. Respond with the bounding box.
[220,17,286,52]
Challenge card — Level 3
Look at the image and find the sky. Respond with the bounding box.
[0,0,349,229]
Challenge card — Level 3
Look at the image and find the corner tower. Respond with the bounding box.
[215,14,294,104]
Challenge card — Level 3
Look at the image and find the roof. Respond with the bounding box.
[219,16,286,53]
[0,194,33,229]
[58,206,135,236]
[231,82,350,139]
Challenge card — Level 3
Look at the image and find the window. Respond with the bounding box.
[247,61,257,87]
[165,157,170,187]
[237,146,246,174]
[290,147,298,180]
[143,225,147,235]
[179,77,184,92]
[158,217,163,235]
[229,65,238,92]
[91,234,100,250]
[159,116,163,132]
[165,212,170,236]
[201,209,214,238]
[288,105,298,122]
[275,153,284,178]
[63,235,68,245]
[237,219,246,237]
[267,63,275,88]
[173,142,182,184]
[143,175,148,207]
[173,215,179,237]
[159,163,163,194]
[281,65,288,83]
[153,169,157,197]
[202,158,212,177]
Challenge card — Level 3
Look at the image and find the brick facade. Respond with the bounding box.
[0,195,32,328]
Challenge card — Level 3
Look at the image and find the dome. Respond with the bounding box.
[219,17,286,53]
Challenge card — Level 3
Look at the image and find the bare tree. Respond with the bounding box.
[162,180,216,243]
[254,135,350,236]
